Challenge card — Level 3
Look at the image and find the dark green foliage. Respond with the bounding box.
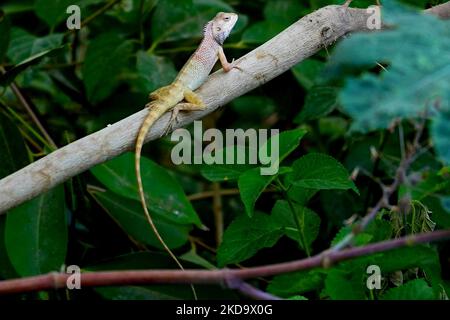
[0,0,448,300]
[326,0,450,163]
[5,185,67,277]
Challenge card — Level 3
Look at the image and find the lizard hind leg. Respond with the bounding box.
[148,85,172,101]
[145,100,158,109]
[161,90,206,137]
[183,89,206,107]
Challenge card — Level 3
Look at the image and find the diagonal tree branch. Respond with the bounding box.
[0,3,448,213]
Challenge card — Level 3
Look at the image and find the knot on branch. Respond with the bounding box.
[320,25,333,39]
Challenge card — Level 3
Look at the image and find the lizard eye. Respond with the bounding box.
[216,27,222,32]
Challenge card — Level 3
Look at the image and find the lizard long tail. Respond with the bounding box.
[136,104,198,299]
[135,104,185,271]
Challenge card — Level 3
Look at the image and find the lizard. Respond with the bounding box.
[135,12,240,275]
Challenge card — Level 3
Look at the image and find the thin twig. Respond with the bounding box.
[0,67,57,149]
[330,116,428,252]
[212,182,224,246]
[188,188,275,201]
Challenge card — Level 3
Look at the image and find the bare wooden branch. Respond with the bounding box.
[0,3,448,213]
[426,1,450,19]
[0,229,448,295]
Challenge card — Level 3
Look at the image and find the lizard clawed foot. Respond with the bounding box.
[161,107,180,137]
[229,58,243,72]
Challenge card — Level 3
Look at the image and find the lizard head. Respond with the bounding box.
[210,12,238,45]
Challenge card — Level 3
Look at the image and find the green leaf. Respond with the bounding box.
[0,11,11,62]
[286,153,359,194]
[292,59,324,90]
[6,27,36,63]
[1,2,34,15]
[295,86,339,123]
[0,44,66,86]
[421,196,450,228]
[325,1,450,133]
[135,51,178,93]
[287,295,308,300]
[365,218,393,242]
[258,128,308,173]
[231,96,276,120]
[268,269,325,297]
[271,200,320,254]
[90,190,190,249]
[338,246,442,290]
[325,268,367,300]
[200,145,256,182]
[0,216,18,279]
[107,0,157,26]
[5,186,67,276]
[82,33,133,103]
[286,185,318,206]
[330,226,373,247]
[318,117,348,139]
[150,0,235,45]
[34,0,74,28]
[381,279,435,300]
[202,128,304,185]
[90,152,201,226]
[7,28,63,63]
[180,250,216,269]
[242,0,302,43]
[331,217,393,247]
[377,246,441,280]
[0,112,28,279]
[200,162,253,182]
[217,214,283,266]
[31,33,65,55]
[272,128,307,163]
[238,167,277,218]
[238,128,306,217]
[431,109,450,165]
[1,29,65,86]
[242,21,284,44]
[409,171,450,201]
[322,244,442,300]
[0,112,29,179]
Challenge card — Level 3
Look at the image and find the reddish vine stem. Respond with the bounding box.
[0,229,448,295]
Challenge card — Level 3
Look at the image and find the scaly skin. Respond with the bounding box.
[135,12,239,278]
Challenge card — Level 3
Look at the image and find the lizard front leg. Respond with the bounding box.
[218,46,241,72]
